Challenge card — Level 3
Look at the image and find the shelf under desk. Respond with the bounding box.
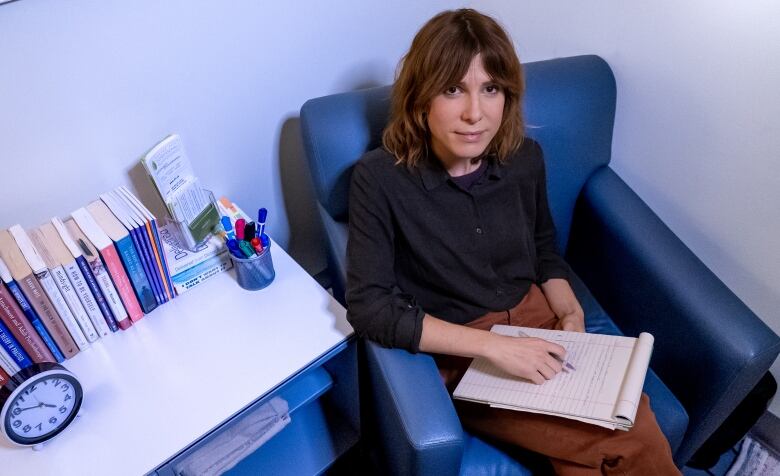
[0,241,355,476]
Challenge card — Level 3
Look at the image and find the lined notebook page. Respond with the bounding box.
[453,326,651,429]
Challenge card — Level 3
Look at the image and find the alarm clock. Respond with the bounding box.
[0,362,83,447]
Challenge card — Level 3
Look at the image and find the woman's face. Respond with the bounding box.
[427,54,505,166]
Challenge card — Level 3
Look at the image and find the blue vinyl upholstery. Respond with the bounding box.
[299,55,780,474]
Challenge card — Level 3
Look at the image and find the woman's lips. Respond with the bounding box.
[455,131,485,142]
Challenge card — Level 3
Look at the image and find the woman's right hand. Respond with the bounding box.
[483,334,567,384]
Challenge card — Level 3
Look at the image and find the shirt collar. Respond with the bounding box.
[418,152,504,191]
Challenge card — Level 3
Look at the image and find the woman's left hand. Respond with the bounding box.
[558,311,586,333]
[540,278,586,333]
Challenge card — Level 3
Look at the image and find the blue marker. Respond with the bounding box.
[221,216,236,240]
[260,233,270,248]
[226,239,244,259]
[257,208,267,237]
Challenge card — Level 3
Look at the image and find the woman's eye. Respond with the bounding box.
[485,84,500,94]
[444,86,460,95]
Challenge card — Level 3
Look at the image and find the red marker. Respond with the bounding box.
[235,218,246,241]
[251,237,264,254]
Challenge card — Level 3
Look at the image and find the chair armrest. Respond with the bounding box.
[566,166,780,463]
[364,340,465,476]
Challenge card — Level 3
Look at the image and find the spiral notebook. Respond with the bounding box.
[453,325,654,430]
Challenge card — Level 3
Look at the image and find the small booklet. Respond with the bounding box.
[453,325,654,431]
[141,134,220,249]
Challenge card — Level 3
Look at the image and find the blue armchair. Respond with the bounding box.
[300,55,780,475]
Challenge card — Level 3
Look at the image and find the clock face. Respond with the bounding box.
[3,370,82,445]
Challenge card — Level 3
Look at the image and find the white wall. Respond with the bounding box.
[477,0,780,415]
[0,0,458,272]
[2,0,778,414]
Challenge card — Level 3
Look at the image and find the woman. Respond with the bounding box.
[346,8,680,475]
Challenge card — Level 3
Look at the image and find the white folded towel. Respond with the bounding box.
[174,397,291,476]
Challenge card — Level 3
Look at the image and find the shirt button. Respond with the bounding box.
[475,227,483,234]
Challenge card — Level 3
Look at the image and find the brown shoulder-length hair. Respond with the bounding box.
[382,9,525,167]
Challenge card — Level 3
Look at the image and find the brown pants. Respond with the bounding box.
[434,285,681,475]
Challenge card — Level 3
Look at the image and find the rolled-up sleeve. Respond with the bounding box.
[533,142,571,283]
[346,161,425,353]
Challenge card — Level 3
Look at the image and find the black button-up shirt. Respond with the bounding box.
[346,138,570,353]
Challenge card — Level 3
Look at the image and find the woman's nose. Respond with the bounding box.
[461,94,483,124]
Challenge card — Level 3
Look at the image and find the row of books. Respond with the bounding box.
[0,186,176,381]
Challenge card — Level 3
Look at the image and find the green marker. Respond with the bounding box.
[238,241,256,258]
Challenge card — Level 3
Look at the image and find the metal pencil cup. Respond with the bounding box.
[232,242,275,291]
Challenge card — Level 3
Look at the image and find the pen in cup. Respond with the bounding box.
[516,329,576,372]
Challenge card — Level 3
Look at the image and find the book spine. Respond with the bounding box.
[99,244,144,322]
[138,227,167,304]
[18,275,78,358]
[0,365,9,386]
[85,254,131,330]
[0,284,55,363]
[75,256,118,333]
[171,253,232,294]
[130,227,164,306]
[51,266,99,343]
[0,318,32,370]
[4,279,65,362]
[115,235,157,314]
[150,220,175,299]
[63,261,111,337]
[0,345,21,376]
[35,269,90,351]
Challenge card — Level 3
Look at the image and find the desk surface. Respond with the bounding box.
[0,241,352,476]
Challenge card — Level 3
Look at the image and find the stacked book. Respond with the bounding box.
[0,187,178,374]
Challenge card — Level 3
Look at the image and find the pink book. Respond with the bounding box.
[71,208,144,323]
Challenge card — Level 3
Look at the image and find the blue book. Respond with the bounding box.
[3,279,65,363]
[102,192,167,306]
[0,318,33,370]
[76,256,118,332]
[117,186,176,300]
[0,257,64,362]
[86,200,157,314]
[129,216,166,305]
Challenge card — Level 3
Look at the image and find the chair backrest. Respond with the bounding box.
[300,55,616,294]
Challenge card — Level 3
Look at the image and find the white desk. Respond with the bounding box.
[0,242,354,476]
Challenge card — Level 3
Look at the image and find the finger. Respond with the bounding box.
[545,356,563,374]
[543,341,567,359]
[530,372,546,385]
[537,363,554,380]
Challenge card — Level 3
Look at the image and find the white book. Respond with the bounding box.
[9,225,90,350]
[42,220,112,338]
[29,226,100,343]
[60,219,129,327]
[62,260,111,337]
[0,345,21,376]
[453,325,654,431]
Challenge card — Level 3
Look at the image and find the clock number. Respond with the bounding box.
[35,423,42,431]
[12,407,22,416]
[29,384,37,393]
[64,394,72,402]
[23,425,31,433]
[52,378,61,387]
[59,406,67,414]
[13,420,21,428]
[61,384,70,392]
[49,417,57,425]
